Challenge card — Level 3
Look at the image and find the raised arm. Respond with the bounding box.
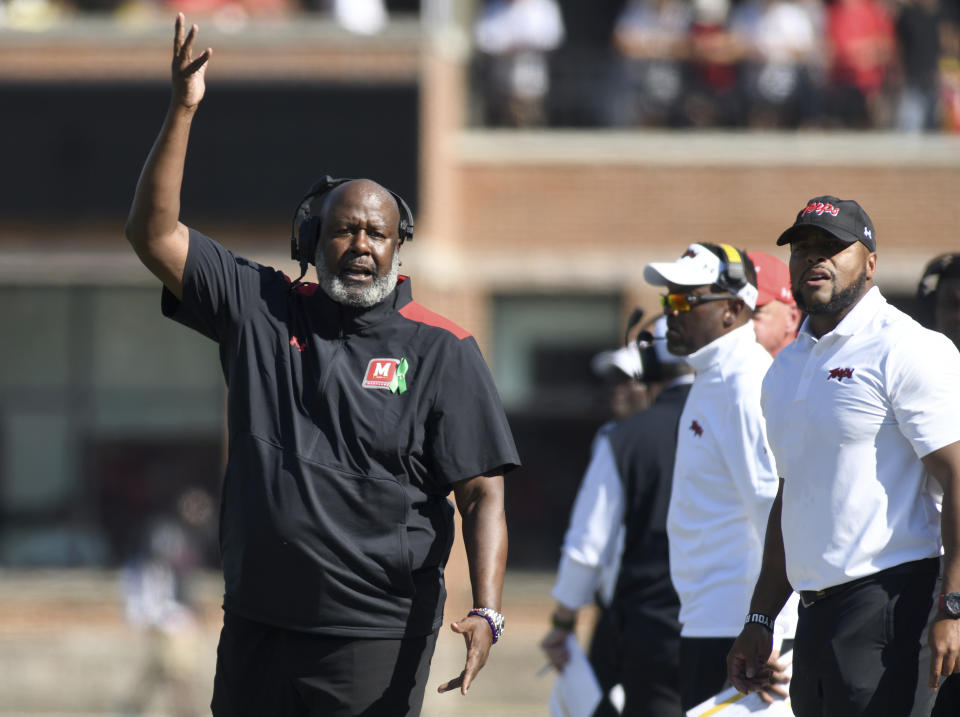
[124,13,211,301]
[437,473,507,696]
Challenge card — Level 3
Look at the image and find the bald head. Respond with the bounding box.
[318,179,401,237]
[315,179,402,308]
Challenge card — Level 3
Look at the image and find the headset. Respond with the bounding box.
[710,243,748,293]
[622,308,668,383]
[703,242,760,309]
[917,253,960,327]
[289,175,415,281]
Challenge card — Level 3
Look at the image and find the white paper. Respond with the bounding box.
[686,650,795,716]
[548,633,603,717]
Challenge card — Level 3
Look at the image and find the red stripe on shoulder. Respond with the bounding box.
[293,283,320,296]
[280,272,321,296]
[399,302,472,340]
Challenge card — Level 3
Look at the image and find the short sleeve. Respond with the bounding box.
[427,336,520,485]
[886,326,960,458]
[161,228,270,343]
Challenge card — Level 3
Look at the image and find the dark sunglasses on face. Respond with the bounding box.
[661,293,735,313]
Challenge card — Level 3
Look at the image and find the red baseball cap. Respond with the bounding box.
[748,251,795,307]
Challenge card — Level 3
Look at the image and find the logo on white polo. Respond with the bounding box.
[827,367,854,382]
[363,358,400,389]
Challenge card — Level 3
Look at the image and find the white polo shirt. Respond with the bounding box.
[669,322,797,638]
[762,286,960,592]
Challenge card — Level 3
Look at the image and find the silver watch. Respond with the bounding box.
[468,607,505,643]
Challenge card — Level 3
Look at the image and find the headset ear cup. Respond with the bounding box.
[390,190,414,244]
[297,216,322,264]
[726,260,745,286]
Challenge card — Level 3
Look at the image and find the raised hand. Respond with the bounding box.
[172,13,212,109]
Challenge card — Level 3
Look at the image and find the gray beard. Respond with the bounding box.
[317,251,400,308]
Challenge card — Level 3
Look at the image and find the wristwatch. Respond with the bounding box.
[469,607,505,644]
[939,592,960,618]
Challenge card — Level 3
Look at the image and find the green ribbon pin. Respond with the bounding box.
[389,357,409,395]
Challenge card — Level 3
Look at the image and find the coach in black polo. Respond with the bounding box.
[125,15,519,716]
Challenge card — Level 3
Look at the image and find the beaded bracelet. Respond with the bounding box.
[468,607,505,644]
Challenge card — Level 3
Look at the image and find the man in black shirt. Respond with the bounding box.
[541,318,694,716]
[124,15,520,716]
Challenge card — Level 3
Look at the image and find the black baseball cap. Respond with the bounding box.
[776,195,876,252]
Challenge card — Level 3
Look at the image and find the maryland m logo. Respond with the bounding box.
[362,358,400,390]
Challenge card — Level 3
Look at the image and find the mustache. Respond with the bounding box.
[339,259,375,274]
[798,265,836,284]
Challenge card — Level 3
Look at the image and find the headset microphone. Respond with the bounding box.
[624,307,645,347]
[636,330,659,349]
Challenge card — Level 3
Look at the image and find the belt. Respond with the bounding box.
[799,577,872,608]
[798,557,939,609]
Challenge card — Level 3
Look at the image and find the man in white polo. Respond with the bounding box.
[644,242,797,711]
[727,196,960,716]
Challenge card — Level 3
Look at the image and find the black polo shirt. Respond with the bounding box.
[162,230,520,638]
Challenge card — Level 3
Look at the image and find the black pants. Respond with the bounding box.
[792,558,941,717]
[678,636,736,711]
[590,607,683,717]
[211,612,438,717]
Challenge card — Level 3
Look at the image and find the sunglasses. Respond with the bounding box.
[661,293,735,313]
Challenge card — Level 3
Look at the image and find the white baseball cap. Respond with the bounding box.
[644,243,758,310]
[591,344,643,379]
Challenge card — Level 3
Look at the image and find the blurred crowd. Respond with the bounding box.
[473,0,960,131]
[4,0,960,132]
[0,0,416,36]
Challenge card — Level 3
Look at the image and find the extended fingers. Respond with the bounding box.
[174,13,183,56]
[930,652,955,689]
[460,666,475,694]
[185,49,212,75]
[437,672,464,694]
[174,15,200,65]
[184,24,198,60]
